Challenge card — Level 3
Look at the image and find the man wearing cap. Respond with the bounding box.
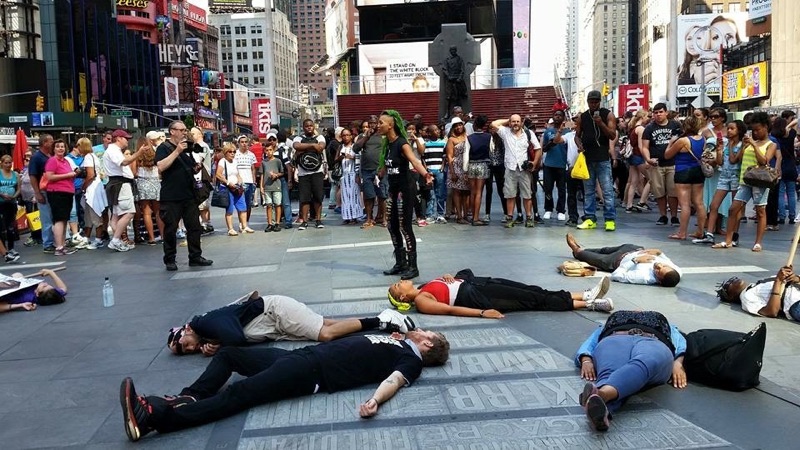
[103,129,144,252]
[167,290,417,356]
[574,90,618,232]
[156,120,213,271]
[490,114,542,228]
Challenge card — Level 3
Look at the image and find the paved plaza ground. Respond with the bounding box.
[1,201,799,449]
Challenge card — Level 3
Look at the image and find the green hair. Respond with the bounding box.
[378,109,408,170]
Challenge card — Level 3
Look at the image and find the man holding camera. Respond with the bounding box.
[574,90,618,231]
[156,121,213,271]
[491,114,542,228]
[103,129,143,252]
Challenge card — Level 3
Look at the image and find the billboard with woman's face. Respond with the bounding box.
[676,13,748,98]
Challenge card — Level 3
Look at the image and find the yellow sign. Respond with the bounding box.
[116,0,149,8]
[722,61,768,103]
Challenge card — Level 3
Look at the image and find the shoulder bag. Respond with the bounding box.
[683,322,766,391]
[743,165,779,188]
[211,161,230,209]
[687,142,715,178]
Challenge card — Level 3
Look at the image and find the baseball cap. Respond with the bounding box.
[146,130,165,141]
[111,129,132,139]
[450,117,464,125]
[266,132,278,140]
[587,90,602,100]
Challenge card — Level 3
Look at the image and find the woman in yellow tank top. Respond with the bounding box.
[712,112,777,252]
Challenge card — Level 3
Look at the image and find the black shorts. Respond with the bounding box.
[47,191,74,222]
[674,166,704,185]
[298,172,324,204]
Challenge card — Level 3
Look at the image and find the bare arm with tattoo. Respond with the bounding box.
[358,370,408,418]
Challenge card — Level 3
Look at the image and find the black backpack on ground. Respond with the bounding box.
[683,322,766,391]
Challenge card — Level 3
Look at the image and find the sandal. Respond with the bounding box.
[360,221,374,229]
[456,218,470,225]
[471,220,487,226]
[228,229,239,236]
[711,242,730,249]
[377,221,388,227]
[752,243,762,252]
[668,234,686,240]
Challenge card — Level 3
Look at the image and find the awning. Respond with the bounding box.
[309,48,354,74]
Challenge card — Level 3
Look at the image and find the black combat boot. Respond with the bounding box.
[400,251,419,280]
[383,248,408,275]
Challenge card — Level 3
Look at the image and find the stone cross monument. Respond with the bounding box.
[429,24,481,122]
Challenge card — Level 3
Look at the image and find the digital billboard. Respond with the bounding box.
[358,40,493,94]
[722,62,769,104]
[513,0,530,69]
[676,13,748,98]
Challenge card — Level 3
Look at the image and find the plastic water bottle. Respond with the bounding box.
[102,277,115,307]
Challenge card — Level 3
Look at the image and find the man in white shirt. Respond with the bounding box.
[103,129,144,252]
[566,234,682,287]
[490,114,542,228]
[718,267,800,322]
[234,135,257,225]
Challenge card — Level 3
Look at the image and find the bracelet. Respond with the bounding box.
[581,360,593,365]
[479,310,485,317]
[771,291,781,296]
[370,397,379,404]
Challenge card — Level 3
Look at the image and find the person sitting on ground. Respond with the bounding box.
[387,268,614,317]
[566,233,682,287]
[575,310,687,432]
[717,266,800,322]
[167,290,416,356]
[120,329,450,441]
[0,269,67,313]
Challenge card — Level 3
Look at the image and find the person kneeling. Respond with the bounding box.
[575,310,687,432]
[388,268,614,318]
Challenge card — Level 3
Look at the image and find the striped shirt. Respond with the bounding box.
[423,139,446,171]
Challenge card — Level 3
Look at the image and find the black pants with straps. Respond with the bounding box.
[387,180,417,254]
[159,200,203,264]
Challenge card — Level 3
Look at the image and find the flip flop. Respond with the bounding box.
[752,243,762,252]
[668,234,685,240]
[360,221,374,229]
[711,242,730,249]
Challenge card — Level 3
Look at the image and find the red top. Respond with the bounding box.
[628,128,641,156]
[419,278,463,306]
[44,156,76,193]
[251,142,264,168]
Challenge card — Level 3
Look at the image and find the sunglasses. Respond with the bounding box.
[267,137,277,141]
[710,115,722,119]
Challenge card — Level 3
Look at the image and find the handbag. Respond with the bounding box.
[177,155,213,205]
[210,162,230,209]
[743,165,779,188]
[683,322,766,391]
[557,260,597,277]
[570,153,590,180]
[330,161,343,181]
[687,145,715,178]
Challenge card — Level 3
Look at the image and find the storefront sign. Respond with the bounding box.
[617,84,650,116]
[158,43,200,65]
[169,1,207,32]
[749,0,771,20]
[250,98,272,138]
[162,104,193,115]
[116,0,149,8]
[8,116,27,123]
[722,61,769,103]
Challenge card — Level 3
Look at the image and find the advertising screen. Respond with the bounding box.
[358,40,493,94]
[676,13,748,98]
[722,62,769,103]
[512,0,530,69]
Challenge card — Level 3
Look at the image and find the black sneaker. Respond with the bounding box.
[264,225,273,232]
[656,216,668,225]
[272,224,282,232]
[534,215,544,225]
[315,221,325,229]
[564,220,578,227]
[298,222,308,230]
[284,222,293,229]
[671,216,680,226]
[120,378,153,442]
[165,262,178,271]
[732,232,739,247]
[42,245,56,254]
[514,215,524,224]
[162,394,196,408]
[188,257,213,267]
[778,218,786,225]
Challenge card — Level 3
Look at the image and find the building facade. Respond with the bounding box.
[680,0,746,14]
[637,0,670,103]
[292,0,328,102]
[592,0,629,88]
[209,11,299,121]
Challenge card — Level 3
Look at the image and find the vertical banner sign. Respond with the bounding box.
[164,77,179,106]
[251,98,272,138]
[617,84,650,116]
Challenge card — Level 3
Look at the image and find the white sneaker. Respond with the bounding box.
[543,211,552,220]
[176,229,186,239]
[377,309,416,333]
[557,213,566,221]
[583,276,610,302]
[586,298,614,313]
[108,240,132,252]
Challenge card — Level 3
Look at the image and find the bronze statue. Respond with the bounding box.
[442,46,467,114]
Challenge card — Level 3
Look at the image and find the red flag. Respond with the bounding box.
[13,128,28,172]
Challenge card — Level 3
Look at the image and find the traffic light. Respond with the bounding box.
[89,104,97,118]
[35,94,44,112]
[602,83,611,97]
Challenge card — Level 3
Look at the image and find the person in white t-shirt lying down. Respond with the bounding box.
[566,233,682,287]
[717,266,800,321]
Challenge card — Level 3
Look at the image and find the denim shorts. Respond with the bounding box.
[628,154,645,166]
[734,184,769,206]
[716,169,740,191]
[360,169,388,200]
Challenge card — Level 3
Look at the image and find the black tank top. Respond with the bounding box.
[580,108,611,162]
[386,136,410,187]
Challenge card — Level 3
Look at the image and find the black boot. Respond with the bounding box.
[383,248,407,275]
[400,251,419,280]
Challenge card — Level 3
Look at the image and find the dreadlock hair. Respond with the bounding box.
[717,277,746,304]
[378,109,408,170]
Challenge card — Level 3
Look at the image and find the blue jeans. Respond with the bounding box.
[426,169,446,217]
[38,194,54,248]
[594,335,674,412]
[778,180,796,220]
[581,160,616,222]
[243,183,256,208]
[280,179,292,224]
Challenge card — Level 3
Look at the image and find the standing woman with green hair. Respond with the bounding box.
[378,110,434,279]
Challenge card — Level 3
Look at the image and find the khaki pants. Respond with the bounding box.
[242,295,324,342]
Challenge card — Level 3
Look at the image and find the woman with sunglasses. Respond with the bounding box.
[215,142,251,236]
[44,140,78,256]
